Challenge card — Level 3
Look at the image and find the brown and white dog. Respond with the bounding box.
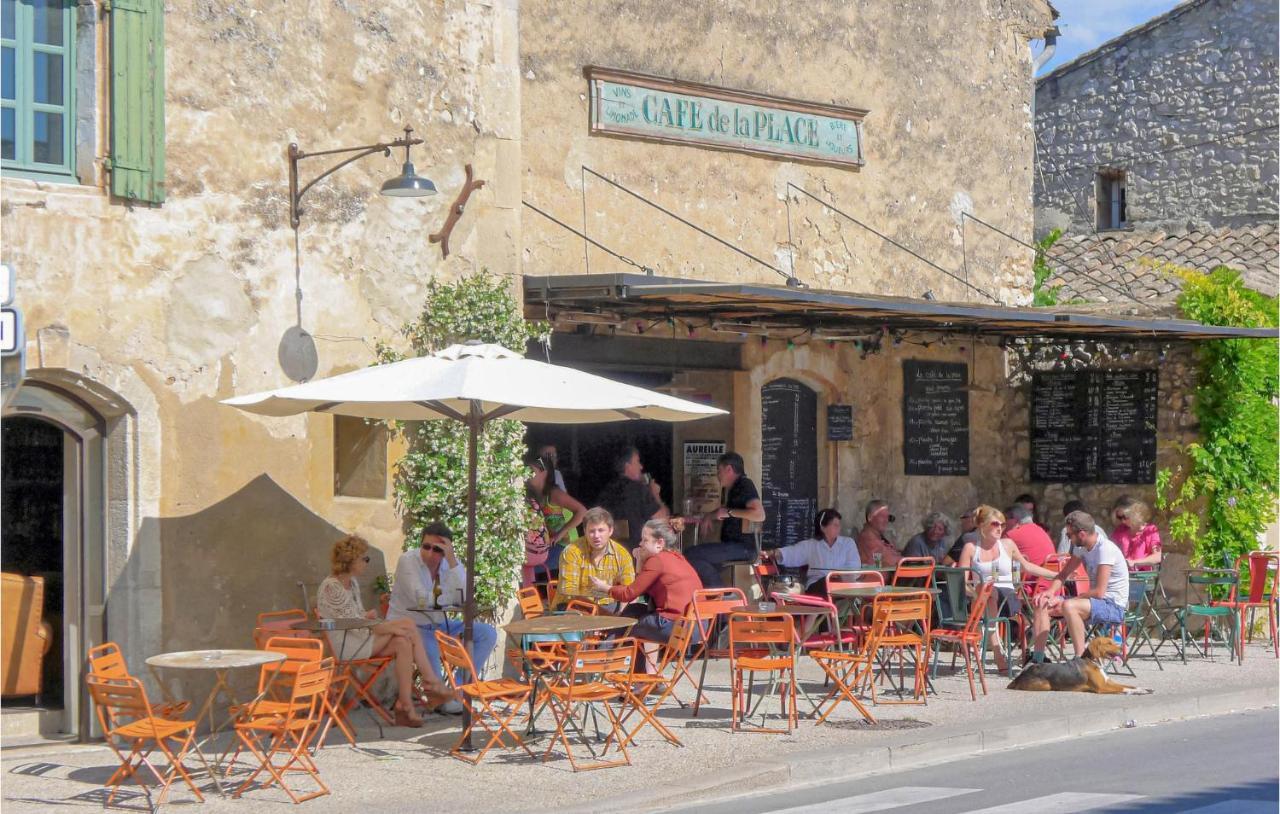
[1007,636,1153,694]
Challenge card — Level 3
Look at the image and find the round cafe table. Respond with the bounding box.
[146,649,286,793]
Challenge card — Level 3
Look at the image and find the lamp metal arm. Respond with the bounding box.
[288,131,424,229]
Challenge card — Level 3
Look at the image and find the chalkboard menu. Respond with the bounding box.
[1030,370,1158,484]
[761,378,818,549]
[902,360,970,476]
[827,404,854,441]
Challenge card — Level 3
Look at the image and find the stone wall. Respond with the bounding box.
[1034,0,1280,236]
[521,0,1053,305]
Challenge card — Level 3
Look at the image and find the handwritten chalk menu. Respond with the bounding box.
[827,404,854,441]
[902,360,970,476]
[761,378,818,549]
[1030,370,1158,484]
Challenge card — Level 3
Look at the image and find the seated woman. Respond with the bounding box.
[903,512,953,564]
[958,506,1058,675]
[1111,495,1162,572]
[317,535,453,728]
[764,508,861,597]
[555,507,635,612]
[591,519,701,670]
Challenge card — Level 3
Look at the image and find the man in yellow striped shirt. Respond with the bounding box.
[555,507,635,610]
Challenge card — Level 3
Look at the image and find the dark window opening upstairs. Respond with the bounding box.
[1096,169,1127,230]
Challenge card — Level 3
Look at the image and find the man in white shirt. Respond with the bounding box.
[387,521,496,713]
[1030,510,1129,664]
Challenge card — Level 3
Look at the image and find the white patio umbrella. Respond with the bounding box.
[223,340,725,682]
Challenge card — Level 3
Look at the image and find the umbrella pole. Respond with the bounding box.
[459,404,481,752]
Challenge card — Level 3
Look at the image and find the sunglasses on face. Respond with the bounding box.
[426,545,446,554]
[988,521,1004,528]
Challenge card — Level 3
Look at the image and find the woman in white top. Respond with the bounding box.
[766,508,861,597]
[317,535,452,728]
[959,505,1058,675]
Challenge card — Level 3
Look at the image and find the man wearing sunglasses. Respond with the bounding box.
[387,521,497,714]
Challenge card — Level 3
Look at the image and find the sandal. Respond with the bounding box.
[421,684,457,711]
[393,701,424,728]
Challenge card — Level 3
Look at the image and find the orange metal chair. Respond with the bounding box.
[253,609,310,648]
[809,606,890,725]
[517,586,546,619]
[1215,551,1279,661]
[231,658,332,803]
[563,598,603,616]
[826,569,886,644]
[868,591,933,705]
[892,557,937,589]
[87,642,191,721]
[436,631,536,764]
[86,674,207,810]
[727,612,797,734]
[542,638,637,771]
[610,616,703,747]
[689,586,749,716]
[929,580,995,701]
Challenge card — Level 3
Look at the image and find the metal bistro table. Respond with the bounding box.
[290,617,384,736]
[828,585,940,699]
[146,648,286,793]
[503,614,636,735]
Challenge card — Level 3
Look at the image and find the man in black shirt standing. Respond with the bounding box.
[684,452,766,588]
[597,446,670,548]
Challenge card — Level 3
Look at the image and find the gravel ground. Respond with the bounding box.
[3,641,1276,814]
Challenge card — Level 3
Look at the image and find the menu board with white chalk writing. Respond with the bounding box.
[902,360,970,476]
[1030,370,1158,484]
[760,378,818,549]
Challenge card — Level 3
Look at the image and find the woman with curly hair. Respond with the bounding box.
[317,534,453,727]
[1111,496,1163,572]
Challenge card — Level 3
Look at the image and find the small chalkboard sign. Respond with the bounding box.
[1030,370,1158,484]
[827,404,854,441]
[902,360,970,476]
[760,378,819,549]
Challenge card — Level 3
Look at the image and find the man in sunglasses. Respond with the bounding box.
[856,499,902,567]
[387,521,497,714]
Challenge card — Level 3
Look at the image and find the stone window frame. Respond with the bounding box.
[1095,167,1128,231]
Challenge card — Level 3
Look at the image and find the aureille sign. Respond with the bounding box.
[586,67,866,169]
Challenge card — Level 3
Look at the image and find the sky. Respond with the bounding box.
[1036,0,1187,75]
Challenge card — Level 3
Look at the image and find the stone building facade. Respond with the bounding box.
[1034,0,1279,237]
[5,0,1069,736]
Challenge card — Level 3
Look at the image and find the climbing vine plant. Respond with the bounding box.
[377,272,551,613]
[1031,228,1063,306]
[1156,266,1279,569]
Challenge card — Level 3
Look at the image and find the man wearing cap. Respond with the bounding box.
[856,499,902,567]
[387,521,497,714]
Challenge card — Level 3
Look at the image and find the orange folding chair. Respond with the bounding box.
[611,616,703,747]
[727,612,797,734]
[563,597,603,615]
[541,638,637,771]
[773,592,856,653]
[892,557,937,589]
[517,586,546,619]
[929,580,995,701]
[86,674,207,810]
[1215,551,1279,661]
[231,659,332,804]
[253,609,311,648]
[87,642,191,721]
[810,607,889,725]
[436,631,536,764]
[689,586,749,716]
[867,591,933,705]
[826,569,886,641]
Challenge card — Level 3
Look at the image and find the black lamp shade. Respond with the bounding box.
[380,161,437,197]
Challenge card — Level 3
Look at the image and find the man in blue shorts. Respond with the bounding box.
[1029,510,1129,663]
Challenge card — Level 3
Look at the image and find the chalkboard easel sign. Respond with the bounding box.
[760,378,819,549]
[827,404,854,441]
[902,360,970,476]
[1030,369,1158,484]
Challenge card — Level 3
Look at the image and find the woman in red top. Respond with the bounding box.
[590,519,701,671]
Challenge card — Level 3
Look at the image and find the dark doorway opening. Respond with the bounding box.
[2,417,66,708]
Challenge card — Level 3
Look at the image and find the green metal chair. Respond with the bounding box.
[1176,569,1240,665]
[1087,571,1156,676]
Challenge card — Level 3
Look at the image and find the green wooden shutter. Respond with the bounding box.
[109,0,164,203]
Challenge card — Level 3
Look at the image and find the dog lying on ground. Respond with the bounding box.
[1007,636,1153,694]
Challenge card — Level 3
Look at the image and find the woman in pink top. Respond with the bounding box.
[1111,496,1162,571]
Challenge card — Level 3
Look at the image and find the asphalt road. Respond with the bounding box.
[658,708,1279,814]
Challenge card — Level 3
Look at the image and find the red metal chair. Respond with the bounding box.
[929,580,995,701]
[1215,551,1279,661]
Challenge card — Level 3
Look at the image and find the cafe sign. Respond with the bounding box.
[586,67,866,169]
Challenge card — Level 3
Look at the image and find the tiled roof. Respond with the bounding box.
[1043,223,1279,305]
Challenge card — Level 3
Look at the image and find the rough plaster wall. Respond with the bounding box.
[520,0,1051,305]
[4,0,522,686]
[1034,0,1280,236]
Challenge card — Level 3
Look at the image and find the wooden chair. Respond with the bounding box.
[231,659,332,803]
[87,642,191,720]
[610,616,704,747]
[868,591,932,705]
[929,580,994,700]
[1215,551,1279,661]
[86,674,207,810]
[689,587,749,716]
[727,612,797,734]
[541,639,637,771]
[437,631,536,764]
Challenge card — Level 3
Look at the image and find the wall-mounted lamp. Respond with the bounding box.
[288,125,436,230]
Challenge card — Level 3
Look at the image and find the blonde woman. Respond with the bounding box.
[1111,496,1162,572]
[317,535,452,727]
[958,505,1057,675]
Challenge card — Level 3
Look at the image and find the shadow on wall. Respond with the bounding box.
[135,475,389,708]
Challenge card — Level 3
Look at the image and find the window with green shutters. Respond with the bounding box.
[108,0,163,203]
[1,0,77,179]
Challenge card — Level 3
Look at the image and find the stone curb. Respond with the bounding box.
[567,683,1278,814]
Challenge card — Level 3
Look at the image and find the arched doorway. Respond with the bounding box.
[2,381,107,738]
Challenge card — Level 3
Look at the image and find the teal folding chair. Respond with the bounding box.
[1087,572,1155,676]
[1176,569,1240,665]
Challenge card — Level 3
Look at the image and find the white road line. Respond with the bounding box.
[770,786,981,813]
[957,792,1146,813]
[1176,801,1278,814]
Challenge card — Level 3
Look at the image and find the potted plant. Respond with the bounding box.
[374,574,393,617]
